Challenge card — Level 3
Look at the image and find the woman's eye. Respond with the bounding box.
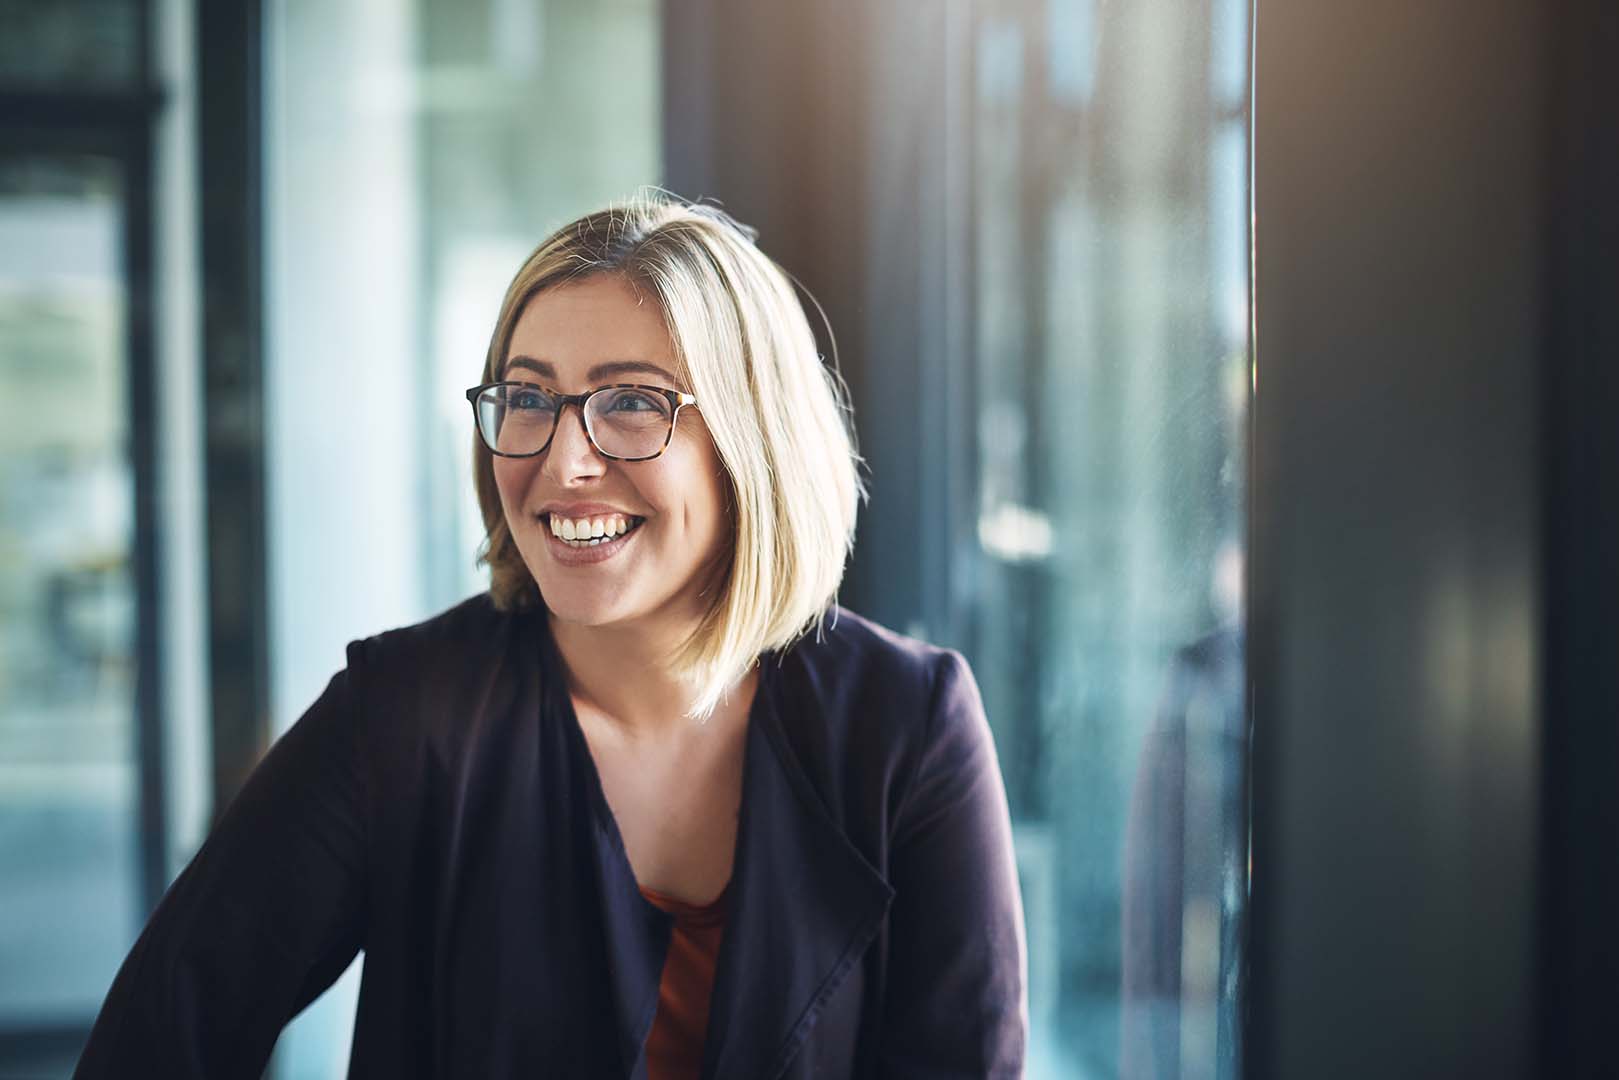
[509,389,553,411]
[609,391,659,413]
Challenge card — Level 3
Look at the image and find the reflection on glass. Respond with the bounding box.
[0,154,139,1027]
[962,1,1249,1076]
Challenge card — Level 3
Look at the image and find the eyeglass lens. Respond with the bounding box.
[475,385,675,459]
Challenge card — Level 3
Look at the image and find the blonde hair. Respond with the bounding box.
[474,192,864,718]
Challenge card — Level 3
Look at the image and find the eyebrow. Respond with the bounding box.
[504,355,682,387]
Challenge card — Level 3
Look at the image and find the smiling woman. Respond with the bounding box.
[483,276,739,707]
[73,193,1028,1079]
[471,202,868,723]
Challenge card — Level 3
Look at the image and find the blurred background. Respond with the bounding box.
[3,0,1615,1078]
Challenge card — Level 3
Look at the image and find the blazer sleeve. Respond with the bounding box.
[879,650,1029,1078]
[74,662,369,1079]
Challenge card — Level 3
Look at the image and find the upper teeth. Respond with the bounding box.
[550,513,635,542]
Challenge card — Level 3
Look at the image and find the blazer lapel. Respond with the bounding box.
[699,664,895,1080]
[538,614,674,1080]
[591,809,674,1080]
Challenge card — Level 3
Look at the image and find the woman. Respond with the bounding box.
[76,195,1027,1078]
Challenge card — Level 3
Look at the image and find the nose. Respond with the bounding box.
[541,402,606,484]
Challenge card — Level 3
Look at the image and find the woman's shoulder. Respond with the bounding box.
[787,604,962,672]
[338,593,540,719]
[766,608,989,842]
[350,592,524,664]
[774,605,977,724]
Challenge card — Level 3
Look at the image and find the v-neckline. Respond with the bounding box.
[529,611,895,1080]
[535,613,773,909]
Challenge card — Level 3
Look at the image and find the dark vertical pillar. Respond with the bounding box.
[659,0,717,204]
[1248,1,1548,1077]
[197,0,269,814]
[124,117,167,915]
[1538,2,1619,1076]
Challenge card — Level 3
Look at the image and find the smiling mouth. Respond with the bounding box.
[542,512,647,548]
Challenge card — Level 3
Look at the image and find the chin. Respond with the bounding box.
[538,586,632,629]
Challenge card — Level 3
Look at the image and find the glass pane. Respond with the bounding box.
[0,0,142,90]
[963,1,1249,1077]
[0,154,140,1027]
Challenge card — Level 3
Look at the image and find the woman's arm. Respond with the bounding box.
[880,651,1029,1077]
[74,665,368,1078]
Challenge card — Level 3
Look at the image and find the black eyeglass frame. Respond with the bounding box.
[464,380,699,462]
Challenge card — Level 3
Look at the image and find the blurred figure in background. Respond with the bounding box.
[1121,540,1246,1080]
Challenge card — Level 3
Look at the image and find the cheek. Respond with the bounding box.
[492,459,534,516]
[645,456,726,546]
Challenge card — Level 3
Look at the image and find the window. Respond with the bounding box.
[956,3,1250,1074]
[0,149,144,1061]
[847,1,1253,1073]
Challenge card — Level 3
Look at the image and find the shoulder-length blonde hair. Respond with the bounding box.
[474,193,863,718]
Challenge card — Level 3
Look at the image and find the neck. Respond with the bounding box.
[548,611,750,737]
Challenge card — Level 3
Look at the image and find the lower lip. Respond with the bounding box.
[542,519,642,566]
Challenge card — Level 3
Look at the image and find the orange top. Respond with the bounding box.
[638,880,730,1080]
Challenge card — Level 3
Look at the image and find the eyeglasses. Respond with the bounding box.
[465,381,698,461]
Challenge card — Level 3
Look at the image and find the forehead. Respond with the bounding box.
[504,275,683,388]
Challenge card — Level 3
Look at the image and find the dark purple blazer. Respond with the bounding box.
[75,595,1027,1078]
